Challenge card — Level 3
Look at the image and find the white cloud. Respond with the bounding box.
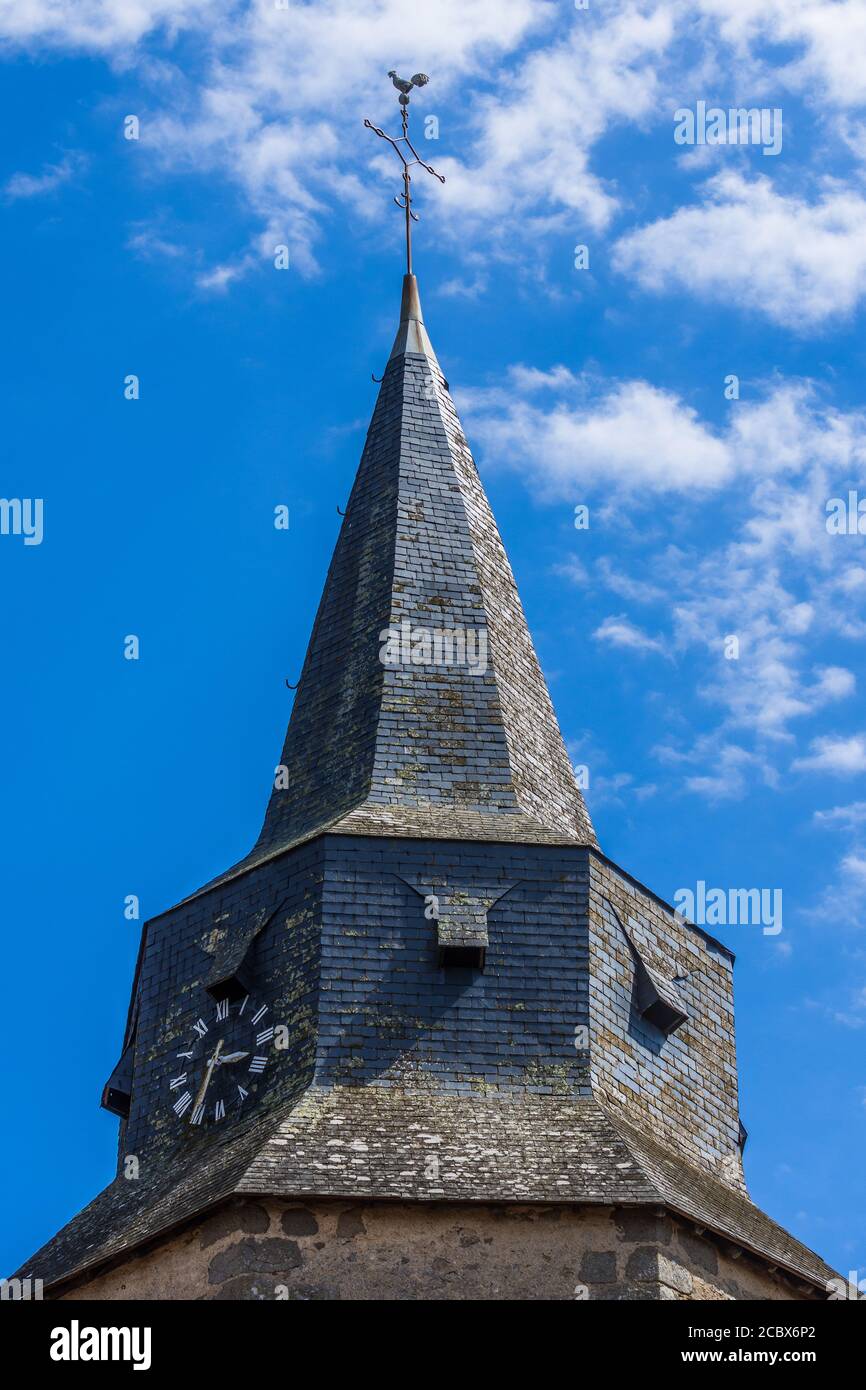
[656,739,765,802]
[3,152,85,200]
[553,556,591,587]
[461,369,733,498]
[841,850,866,883]
[462,372,866,508]
[593,614,669,656]
[586,769,658,809]
[814,801,866,830]
[595,557,666,604]
[613,172,866,330]
[802,843,866,933]
[196,261,250,292]
[126,224,185,259]
[694,0,866,111]
[0,0,222,51]
[793,734,866,776]
[438,274,488,300]
[435,3,673,242]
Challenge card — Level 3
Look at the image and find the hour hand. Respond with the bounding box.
[216,1050,249,1065]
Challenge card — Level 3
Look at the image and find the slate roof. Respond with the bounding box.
[19,1087,834,1294]
[202,274,596,900]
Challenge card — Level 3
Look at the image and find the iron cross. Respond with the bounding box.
[364,70,445,276]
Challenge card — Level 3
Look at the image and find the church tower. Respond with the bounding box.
[16,83,834,1303]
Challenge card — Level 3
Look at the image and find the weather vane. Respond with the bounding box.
[364,70,445,276]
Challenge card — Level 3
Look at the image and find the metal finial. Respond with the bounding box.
[364,71,445,276]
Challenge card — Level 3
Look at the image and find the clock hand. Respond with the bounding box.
[189,1038,224,1121]
[216,1051,249,1065]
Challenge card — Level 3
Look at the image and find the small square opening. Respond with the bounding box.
[640,996,688,1035]
[438,945,485,970]
[102,1086,131,1119]
[205,974,250,1003]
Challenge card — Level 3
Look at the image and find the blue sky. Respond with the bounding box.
[1,1,864,1281]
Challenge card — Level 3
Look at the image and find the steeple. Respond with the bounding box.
[245,273,597,878]
[232,71,596,876]
[15,71,836,1308]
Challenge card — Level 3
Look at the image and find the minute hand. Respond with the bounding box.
[189,1038,224,1121]
[217,1051,249,1065]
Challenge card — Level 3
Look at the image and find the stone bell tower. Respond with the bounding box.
[15,72,834,1301]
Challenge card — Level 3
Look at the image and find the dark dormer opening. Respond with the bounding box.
[606,899,690,1038]
[633,959,689,1035]
[439,944,485,970]
[101,1038,135,1119]
[202,895,291,1004]
[204,972,251,1004]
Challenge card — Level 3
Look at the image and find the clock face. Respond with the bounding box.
[167,992,277,1129]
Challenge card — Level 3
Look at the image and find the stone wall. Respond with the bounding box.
[60,1199,818,1302]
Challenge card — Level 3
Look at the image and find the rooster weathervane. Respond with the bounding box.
[364,70,445,276]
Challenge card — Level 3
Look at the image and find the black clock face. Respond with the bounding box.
[167,993,276,1128]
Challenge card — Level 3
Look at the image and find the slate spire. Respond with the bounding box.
[250,274,597,870]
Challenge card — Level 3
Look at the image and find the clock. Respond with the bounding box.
[167,991,277,1128]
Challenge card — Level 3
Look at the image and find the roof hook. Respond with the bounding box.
[372,370,384,383]
[285,678,299,690]
[337,505,347,516]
